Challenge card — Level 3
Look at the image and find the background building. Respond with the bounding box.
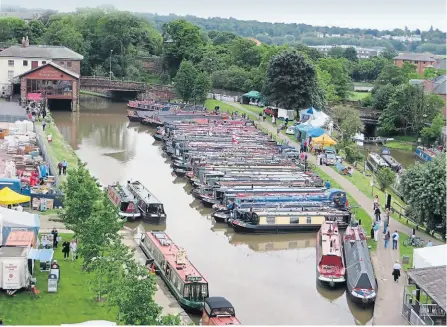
[393,53,437,75]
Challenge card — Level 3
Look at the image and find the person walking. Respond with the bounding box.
[51,228,59,248]
[62,240,70,260]
[57,162,63,175]
[325,180,331,189]
[392,260,402,282]
[384,230,391,249]
[42,120,46,131]
[373,195,379,208]
[392,230,399,250]
[426,240,433,247]
[70,239,77,261]
[62,160,68,175]
[383,216,389,234]
[303,140,308,152]
[373,221,380,242]
[374,206,381,222]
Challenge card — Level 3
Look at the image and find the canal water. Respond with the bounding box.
[52,97,378,325]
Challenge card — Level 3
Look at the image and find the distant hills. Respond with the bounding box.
[140,13,446,55]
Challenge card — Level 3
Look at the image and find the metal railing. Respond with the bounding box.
[0,114,27,123]
[402,287,436,325]
[34,125,62,190]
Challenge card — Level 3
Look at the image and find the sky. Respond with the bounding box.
[3,0,447,31]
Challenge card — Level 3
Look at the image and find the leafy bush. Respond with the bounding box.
[376,167,396,191]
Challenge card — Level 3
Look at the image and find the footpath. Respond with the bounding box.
[227,102,443,325]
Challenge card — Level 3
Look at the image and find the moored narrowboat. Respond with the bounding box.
[200,297,241,325]
[343,222,377,306]
[231,209,351,234]
[415,146,439,162]
[366,152,389,173]
[107,183,140,220]
[316,221,345,287]
[140,231,209,312]
[126,181,167,224]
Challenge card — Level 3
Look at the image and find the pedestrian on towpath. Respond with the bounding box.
[62,240,70,260]
[392,230,399,250]
[392,260,401,282]
[42,120,46,131]
[70,239,77,261]
[373,221,380,242]
[62,160,68,175]
[374,206,381,222]
[57,162,62,175]
[384,230,391,249]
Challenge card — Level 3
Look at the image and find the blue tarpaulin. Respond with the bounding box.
[306,127,325,138]
[306,107,316,114]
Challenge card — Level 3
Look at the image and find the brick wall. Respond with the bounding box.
[53,60,81,75]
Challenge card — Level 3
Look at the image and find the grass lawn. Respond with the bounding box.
[384,140,415,152]
[239,104,264,115]
[348,91,370,101]
[0,234,117,325]
[40,122,78,171]
[204,99,258,120]
[399,232,414,270]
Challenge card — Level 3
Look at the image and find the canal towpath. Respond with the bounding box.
[225,101,443,325]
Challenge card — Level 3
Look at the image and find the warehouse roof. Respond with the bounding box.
[0,45,83,60]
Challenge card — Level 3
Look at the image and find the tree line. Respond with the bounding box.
[143,13,446,55]
[61,162,181,325]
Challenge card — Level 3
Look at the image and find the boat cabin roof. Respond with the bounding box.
[145,232,207,284]
[205,297,234,310]
[109,184,135,202]
[128,181,163,204]
[321,222,342,256]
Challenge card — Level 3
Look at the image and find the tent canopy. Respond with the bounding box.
[312,133,337,146]
[242,91,261,99]
[306,127,325,138]
[0,207,40,243]
[299,107,330,129]
[413,244,447,269]
[0,187,30,205]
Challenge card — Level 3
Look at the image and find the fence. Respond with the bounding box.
[0,114,27,123]
[34,126,62,190]
[402,288,435,325]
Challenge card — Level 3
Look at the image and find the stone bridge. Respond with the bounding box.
[359,108,380,125]
[80,76,176,101]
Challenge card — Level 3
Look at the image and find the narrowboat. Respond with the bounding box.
[140,231,209,312]
[126,181,167,224]
[316,221,346,287]
[107,183,140,220]
[415,146,439,162]
[231,209,351,234]
[200,297,241,325]
[343,222,377,306]
[380,148,402,172]
[366,152,389,173]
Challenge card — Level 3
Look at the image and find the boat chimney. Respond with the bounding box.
[127,181,130,184]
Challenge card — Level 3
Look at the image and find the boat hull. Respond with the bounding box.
[128,116,142,123]
[347,288,376,307]
[231,221,321,234]
[141,213,167,225]
[316,273,346,287]
[139,241,204,313]
[212,210,231,223]
[118,211,141,221]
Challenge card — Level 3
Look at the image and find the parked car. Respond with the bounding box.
[323,153,337,166]
[286,126,295,135]
[283,150,300,159]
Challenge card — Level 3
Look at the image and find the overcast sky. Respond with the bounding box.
[4,0,447,31]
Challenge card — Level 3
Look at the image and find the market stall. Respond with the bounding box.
[312,133,337,147]
[0,207,40,244]
[0,187,31,206]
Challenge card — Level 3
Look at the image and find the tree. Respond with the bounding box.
[423,67,446,79]
[193,72,212,104]
[295,44,323,62]
[174,60,198,102]
[264,51,319,110]
[208,31,239,45]
[379,84,443,134]
[331,105,364,141]
[318,58,351,99]
[316,66,338,102]
[211,66,252,92]
[61,161,102,234]
[376,167,396,191]
[421,114,445,144]
[371,83,395,111]
[400,155,446,231]
[343,47,358,62]
[328,47,345,58]
[230,38,261,69]
[27,20,46,43]
[0,17,28,42]
[380,48,397,60]
[162,20,204,77]
[343,142,364,164]
[375,64,407,87]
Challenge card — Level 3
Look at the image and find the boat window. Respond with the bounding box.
[139,201,147,212]
[290,216,299,224]
[189,283,208,301]
[204,302,212,316]
[266,216,275,224]
[356,273,373,289]
[148,204,164,214]
[289,241,298,248]
[183,284,190,298]
[211,307,235,316]
[306,216,312,224]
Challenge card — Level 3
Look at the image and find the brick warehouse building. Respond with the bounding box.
[0,37,83,110]
[16,62,80,110]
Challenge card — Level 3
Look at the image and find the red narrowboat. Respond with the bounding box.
[200,297,241,325]
[316,221,346,287]
[107,183,140,221]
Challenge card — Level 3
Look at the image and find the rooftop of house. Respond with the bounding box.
[409,79,426,86]
[0,43,83,60]
[431,75,446,95]
[15,61,80,80]
[407,265,446,311]
[394,52,436,62]
[435,58,446,70]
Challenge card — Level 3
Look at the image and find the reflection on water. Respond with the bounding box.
[51,97,373,325]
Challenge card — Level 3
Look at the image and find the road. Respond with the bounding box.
[226,101,444,325]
